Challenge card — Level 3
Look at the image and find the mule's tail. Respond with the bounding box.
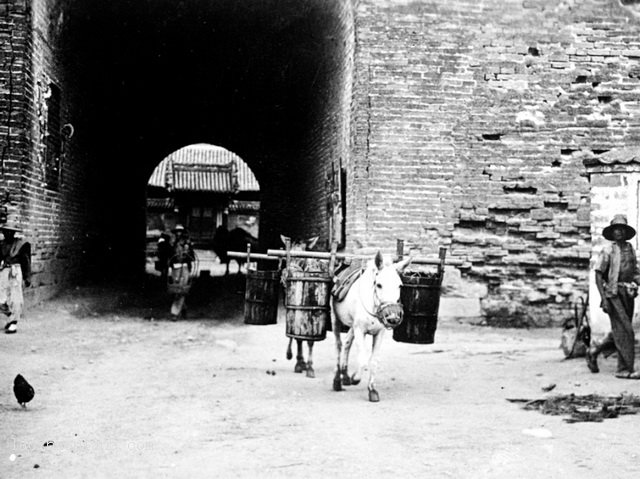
[286,337,293,360]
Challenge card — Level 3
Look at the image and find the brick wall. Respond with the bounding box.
[289,1,355,249]
[1,0,89,301]
[351,0,640,325]
[0,0,30,205]
[8,0,640,326]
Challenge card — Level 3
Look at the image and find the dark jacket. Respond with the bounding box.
[0,238,31,285]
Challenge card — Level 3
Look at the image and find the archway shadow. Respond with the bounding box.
[61,272,248,324]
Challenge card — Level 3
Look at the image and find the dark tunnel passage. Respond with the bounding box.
[58,0,351,279]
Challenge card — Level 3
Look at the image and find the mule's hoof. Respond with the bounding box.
[286,351,293,360]
[368,389,380,402]
[350,374,361,386]
[341,374,352,386]
[333,377,343,391]
[294,362,306,373]
[306,368,315,378]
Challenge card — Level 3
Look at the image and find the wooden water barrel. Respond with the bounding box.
[393,271,443,344]
[244,269,281,325]
[284,270,332,341]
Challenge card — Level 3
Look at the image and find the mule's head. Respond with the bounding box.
[371,251,411,329]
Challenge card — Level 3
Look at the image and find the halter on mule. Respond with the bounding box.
[357,268,404,329]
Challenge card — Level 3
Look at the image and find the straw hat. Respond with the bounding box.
[603,214,636,241]
[0,221,21,233]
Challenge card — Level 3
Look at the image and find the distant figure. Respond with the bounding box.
[1,222,31,334]
[155,231,172,282]
[13,374,35,407]
[212,226,259,275]
[587,214,640,379]
[168,225,195,320]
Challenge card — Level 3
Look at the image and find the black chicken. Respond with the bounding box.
[13,374,35,408]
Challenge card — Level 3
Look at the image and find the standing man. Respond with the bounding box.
[168,225,195,320]
[587,214,640,379]
[1,223,31,334]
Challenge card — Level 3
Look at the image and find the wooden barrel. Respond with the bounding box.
[393,271,442,344]
[244,269,281,325]
[284,270,332,341]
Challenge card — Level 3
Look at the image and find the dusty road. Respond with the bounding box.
[2,274,640,478]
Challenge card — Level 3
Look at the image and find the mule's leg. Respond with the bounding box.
[341,327,355,386]
[286,337,293,360]
[351,327,368,387]
[305,341,315,378]
[294,339,306,373]
[332,305,344,391]
[367,330,386,403]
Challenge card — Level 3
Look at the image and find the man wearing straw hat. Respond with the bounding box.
[0,221,31,334]
[587,214,640,379]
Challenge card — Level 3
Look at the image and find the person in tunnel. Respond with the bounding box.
[156,231,172,282]
[168,225,195,320]
[1,222,32,334]
[587,214,640,379]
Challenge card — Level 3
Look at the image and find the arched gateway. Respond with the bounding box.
[3,1,640,326]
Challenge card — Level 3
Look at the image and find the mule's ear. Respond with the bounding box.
[375,251,384,270]
[306,236,319,250]
[280,234,290,246]
[395,257,412,273]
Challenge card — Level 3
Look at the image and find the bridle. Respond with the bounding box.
[358,268,404,329]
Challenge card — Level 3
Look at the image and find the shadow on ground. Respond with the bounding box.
[60,273,248,323]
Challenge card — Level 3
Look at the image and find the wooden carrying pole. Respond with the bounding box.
[227,251,279,261]
[228,238,465,267]
[265,248,465,266]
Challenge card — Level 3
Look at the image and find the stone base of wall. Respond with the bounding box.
[441,265,583,327]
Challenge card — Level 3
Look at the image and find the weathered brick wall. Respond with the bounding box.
[295,0,355,249]
[1,0,89,302]
[351,0,640,325]
[1,0,30,216]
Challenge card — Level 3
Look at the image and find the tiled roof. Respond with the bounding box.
[148,144,260,192]
[583,147,640,166]
[172,163,236,193]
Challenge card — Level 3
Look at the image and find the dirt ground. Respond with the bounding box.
[2,266,640,478]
